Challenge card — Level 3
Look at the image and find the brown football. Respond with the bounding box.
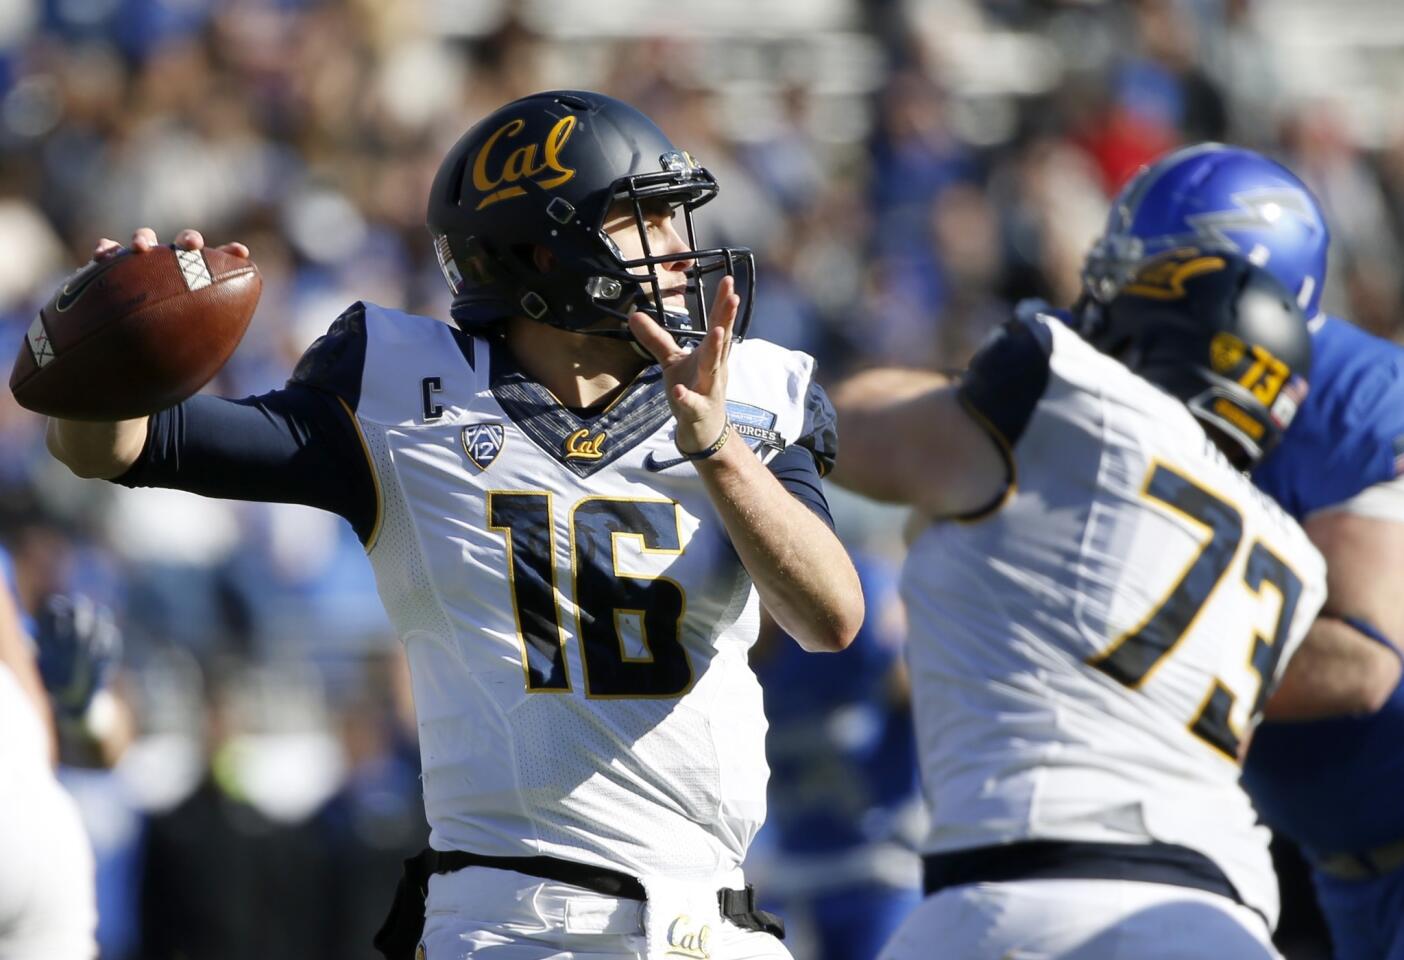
[10,245,261,421]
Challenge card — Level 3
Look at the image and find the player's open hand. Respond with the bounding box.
[94,228,249,262]
[628,275,739,454]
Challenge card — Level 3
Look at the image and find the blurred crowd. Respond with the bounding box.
[0,0,1399,957]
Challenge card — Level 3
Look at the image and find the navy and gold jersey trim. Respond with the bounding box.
[953,393,1018,523]
[797,380,838,477]
[487,340,673,478]
[449,325,477,371]
[945,315,1053,523]
[337,396,384,551]
[956,315,1054,451]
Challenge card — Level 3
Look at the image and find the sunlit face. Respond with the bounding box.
[600,198,693,314]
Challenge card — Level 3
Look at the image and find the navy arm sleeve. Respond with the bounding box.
[957,315,1054,450]
[947,315,1054,520]
[764,379,838,531]
[114,302,377,543]
[114,387,377,543]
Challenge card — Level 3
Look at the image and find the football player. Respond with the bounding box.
[1081,144,1404,960]
[44,90,864,960]
[833,250,1326,957]
[0,547,98,959]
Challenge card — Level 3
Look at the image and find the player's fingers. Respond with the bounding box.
[670,384,711,420]
[713,315,732,369]
[709,274,733,302]
[628,311,686,366]
[131,227,159,252]
[94,238,123,260]
[693,324,725,389]
[215,241,251,260]
[708,278,738,360]
[708,276,735,328]
[718,293,739,366]
[173,229,206,251]
[671,384,709,416]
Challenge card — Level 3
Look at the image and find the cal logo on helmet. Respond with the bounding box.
[1121,251,1227,301]
[472,116,578,211]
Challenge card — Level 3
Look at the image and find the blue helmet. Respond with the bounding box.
[1082,144,1330,323]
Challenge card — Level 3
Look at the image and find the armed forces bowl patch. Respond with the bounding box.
[724,400,784,454]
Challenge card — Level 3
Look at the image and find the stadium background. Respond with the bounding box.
[0,0,1400,956]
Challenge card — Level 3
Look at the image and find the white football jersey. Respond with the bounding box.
[903,316,1326,926]
[323,302,827,884]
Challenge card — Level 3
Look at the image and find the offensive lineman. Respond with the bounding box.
[43,90,863,960]
[834,251,1325,957]
[1080,144,1404,960]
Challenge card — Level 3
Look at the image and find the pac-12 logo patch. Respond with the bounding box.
[461,423,505,470]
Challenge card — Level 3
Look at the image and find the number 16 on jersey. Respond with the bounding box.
[488,491,695,700]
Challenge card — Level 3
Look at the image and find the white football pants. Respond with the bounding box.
[878,879,1281,960]
[421,866,792,960]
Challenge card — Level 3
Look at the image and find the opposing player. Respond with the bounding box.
[834,250,1325,957]
[43,90,864,960]
[0,547,99,959]
[1081,144,1404,960]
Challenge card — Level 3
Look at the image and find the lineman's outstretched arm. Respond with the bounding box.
[828,367,1008,519]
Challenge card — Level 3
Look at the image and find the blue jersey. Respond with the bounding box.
[1242,315,1404,859]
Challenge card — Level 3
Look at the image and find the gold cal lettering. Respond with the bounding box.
[665,916,712,960]
[472,116,578,211]
[564,428,606,460]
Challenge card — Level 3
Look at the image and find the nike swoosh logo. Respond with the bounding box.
[643,451,689,472]
[54,256,123,313]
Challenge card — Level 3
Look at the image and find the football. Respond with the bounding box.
[10,245,261,421]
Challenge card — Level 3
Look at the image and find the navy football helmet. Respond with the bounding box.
[1095,248,1313,468]
[427,90,754,344]
[1082,144,1330,324]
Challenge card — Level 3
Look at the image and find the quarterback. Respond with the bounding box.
[45,91,863,960]
[834,251,1326,958]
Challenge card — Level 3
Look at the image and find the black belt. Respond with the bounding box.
[923,840,1262,923]
[374,848,783,960]
[425,849,648,899]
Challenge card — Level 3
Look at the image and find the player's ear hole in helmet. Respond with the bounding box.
[1095,249,1313,471]
[426,89,755,346]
